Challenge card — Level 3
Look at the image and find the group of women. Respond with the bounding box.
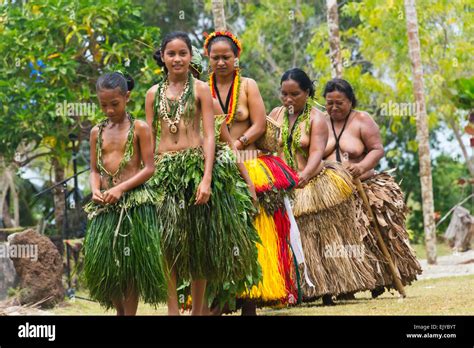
[82,30,422,316]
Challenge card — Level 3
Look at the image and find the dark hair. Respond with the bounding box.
[280,68,315,98]
[206,36,239,57]
[323,78,357,107]
[153,31,192,73]
[96,72,134,95]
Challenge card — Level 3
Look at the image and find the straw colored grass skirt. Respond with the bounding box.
[354,172,422,289]
[293,161,377,301]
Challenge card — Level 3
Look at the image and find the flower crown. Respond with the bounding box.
[203,31,242,57]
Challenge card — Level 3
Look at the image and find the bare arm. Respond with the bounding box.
[89,126,103,204]
[102,121,156,204]
[145,85,158,152]
[220,121,257,201]
[195,80,216,204]
[236,78,266,149]
[268,106,285,124]
[298,109,329,187]
[268,106,285,159]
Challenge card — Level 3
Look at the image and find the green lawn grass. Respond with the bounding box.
[51,274,474,316]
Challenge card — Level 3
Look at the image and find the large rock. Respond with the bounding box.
[8,229,64,308]
[0,244,18,300]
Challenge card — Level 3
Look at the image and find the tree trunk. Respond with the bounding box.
[6,169,19,227]
[0,159,7,228]
[404,0,437,264]
[447,117,474,176]
[51,157,66,236]
[211,0,226,31]
[326,0,343,78]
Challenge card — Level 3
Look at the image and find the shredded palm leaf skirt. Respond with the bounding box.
[151,145,261,303]
[292,161,377,301]
[239,154,300,305]
[354,172,422,289]
[83,184,167,309]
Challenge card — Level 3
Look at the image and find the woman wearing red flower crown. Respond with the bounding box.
[204,31,304,315]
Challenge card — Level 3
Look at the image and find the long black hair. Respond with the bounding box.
[153,31,192,74]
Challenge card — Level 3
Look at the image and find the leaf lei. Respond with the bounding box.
[281,103,311,170]
[96,113,135,187]
[209,68,241,127]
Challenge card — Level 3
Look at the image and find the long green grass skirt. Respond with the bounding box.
[83,185,167,309]
[151,145,262,308]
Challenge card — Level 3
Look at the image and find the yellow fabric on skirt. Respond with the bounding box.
[241,157,288,301]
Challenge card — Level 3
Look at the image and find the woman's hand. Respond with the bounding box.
[297,171,311,188]
[234,139,244,151]
[195,178,212,205]
[102,186,124,205]
[344,162,365,179]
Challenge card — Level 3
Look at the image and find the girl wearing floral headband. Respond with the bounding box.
[145,31,260,315]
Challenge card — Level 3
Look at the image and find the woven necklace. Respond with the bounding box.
[96,113,135,187]
[157,73,194,134]
[281,103,311,170]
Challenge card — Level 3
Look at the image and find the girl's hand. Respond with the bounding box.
[102,186,124,205]
[195,179,211,205]
[92,190,104,204]
[248,183,258,204]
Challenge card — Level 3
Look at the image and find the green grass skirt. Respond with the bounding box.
[151,145,262,302]
[83,184,167,309]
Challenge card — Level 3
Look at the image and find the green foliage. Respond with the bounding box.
[0,0,161,162]
[407,154,470,242]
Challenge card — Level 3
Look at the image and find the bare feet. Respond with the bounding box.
[241,300,257,316]
[322,294,336,306]
[336,292,356,301]
[371,286,385,299]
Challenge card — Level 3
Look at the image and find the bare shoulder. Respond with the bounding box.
[90,125,99,137]
[354,110,373,122]
[147,84,159,95]
[310,107,326,122]
[195,79,208,90]
[146,84,159,104]
[242,76,258,90]
[133,119,151,134]
[195,79,212,96]
[269,106,282,119]
[355,110,379,135]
